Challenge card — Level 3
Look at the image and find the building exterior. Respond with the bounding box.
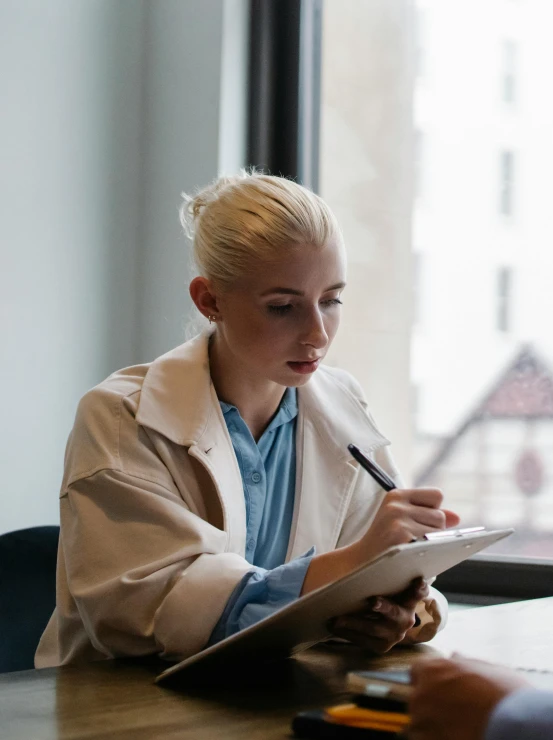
[416,346,553,557]
[412,0,553,555]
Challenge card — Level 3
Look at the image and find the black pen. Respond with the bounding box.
[347,443,396,492]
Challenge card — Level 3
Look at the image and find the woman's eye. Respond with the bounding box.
[267,304,293,315]
[322,298,343,307]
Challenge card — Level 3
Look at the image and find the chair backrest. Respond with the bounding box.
[0,526,59,673]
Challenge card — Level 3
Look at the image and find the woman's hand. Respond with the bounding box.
[330,578,429,653]
[351,488,461,565]
[301,488,460,595]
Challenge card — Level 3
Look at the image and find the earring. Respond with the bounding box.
[208,315,216,324]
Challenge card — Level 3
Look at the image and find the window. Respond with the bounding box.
[499,150,515,216]
[496,267,512,333]
[315,0,553,576]
[415,8,427,80]
[501,40,517,105]
[414,130,424,200]
[412,252,423,328]
[249,0,553,597]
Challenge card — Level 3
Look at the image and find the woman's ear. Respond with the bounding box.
[189,276,220,321]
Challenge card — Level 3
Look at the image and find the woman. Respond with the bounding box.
[36,172,459,667]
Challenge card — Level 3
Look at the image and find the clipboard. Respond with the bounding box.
[155,527,513,684]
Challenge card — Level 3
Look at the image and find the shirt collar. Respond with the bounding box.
[220,387,298,434]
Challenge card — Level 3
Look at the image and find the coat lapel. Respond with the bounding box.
[135,332,247,555]
[287,366,390,559]
[188,388,247,556]
[134,335,389,562]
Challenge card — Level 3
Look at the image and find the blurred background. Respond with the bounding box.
[3,0,553,563]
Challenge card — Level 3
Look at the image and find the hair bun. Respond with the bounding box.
[179,170,340,287]
[180,174,242,238]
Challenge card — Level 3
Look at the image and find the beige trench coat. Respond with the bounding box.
[36,332,446,668]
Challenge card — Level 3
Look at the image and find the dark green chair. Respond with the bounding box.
[0,526,59,673]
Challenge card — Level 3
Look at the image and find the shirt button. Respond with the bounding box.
[251,471,262,483]
[247,538,256,550]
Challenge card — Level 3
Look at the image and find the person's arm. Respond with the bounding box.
[208,549,314,644]
[299,484,459,652]
[329,371,454,645]
[61,469,254,662]
[302,487,460,595]
[486,689,553,740]
[409,656,532,740]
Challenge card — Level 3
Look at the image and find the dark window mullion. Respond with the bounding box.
[247,0,322,187]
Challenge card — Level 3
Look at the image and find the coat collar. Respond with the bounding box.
[136,331,247,553]
[135,331,216,447]
[136,331,388,456]
[135,333,390,557]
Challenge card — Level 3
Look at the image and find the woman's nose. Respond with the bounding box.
[302,309,328,349]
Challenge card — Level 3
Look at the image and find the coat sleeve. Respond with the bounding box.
[333,382,448,643]
[485,689,553,740]
[61,468,253,661]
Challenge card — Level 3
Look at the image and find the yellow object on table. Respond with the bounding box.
[325,703,410,732]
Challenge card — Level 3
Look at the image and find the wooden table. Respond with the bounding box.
[2,598,552,739]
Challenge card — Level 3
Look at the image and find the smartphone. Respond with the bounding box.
[347,670,412,701]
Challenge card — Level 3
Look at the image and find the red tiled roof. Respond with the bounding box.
[483,349,553,417]
[415,345,553,485]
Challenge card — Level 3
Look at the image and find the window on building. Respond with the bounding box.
[500,150,515,216]
[496,267,512,333]
[501,40,517,105]
[415,8,427,80]
[412,252,422,328]
[414,130,424,200]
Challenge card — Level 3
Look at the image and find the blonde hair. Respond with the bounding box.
[180,170,342,286]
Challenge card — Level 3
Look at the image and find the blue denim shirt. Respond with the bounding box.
[209,388,314,644]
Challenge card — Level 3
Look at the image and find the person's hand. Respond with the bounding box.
[408,655,531,740]
[330,578,429,654]
[351,488,461,565]
[301,488,460,595]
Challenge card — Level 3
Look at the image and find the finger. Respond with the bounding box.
[392,577,429,608]
[444,509,461,527]
[407,488,444,508]
[338,608,415,638]
[409,504,447,530]
[372,598,415,627]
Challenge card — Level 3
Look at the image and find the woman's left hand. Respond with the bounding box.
[329,577,429,654]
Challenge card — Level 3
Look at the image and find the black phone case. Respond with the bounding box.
[292,710,406,739]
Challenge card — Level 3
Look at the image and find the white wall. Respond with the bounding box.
[1,0,248,533]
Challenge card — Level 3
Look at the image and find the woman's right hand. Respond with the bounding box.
[301,487,460,595]
[349,487,461,565]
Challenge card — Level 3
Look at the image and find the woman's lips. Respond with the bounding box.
[287,358,321,374]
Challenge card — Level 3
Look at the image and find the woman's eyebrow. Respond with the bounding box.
[260,282,346,297]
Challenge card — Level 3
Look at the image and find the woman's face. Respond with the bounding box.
[214,236,347,388]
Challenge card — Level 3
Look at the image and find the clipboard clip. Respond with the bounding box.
[423,526,486,541]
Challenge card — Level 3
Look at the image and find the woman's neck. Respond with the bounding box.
[208,333,286,441]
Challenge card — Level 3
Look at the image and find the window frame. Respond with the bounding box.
[247,0,322,188]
